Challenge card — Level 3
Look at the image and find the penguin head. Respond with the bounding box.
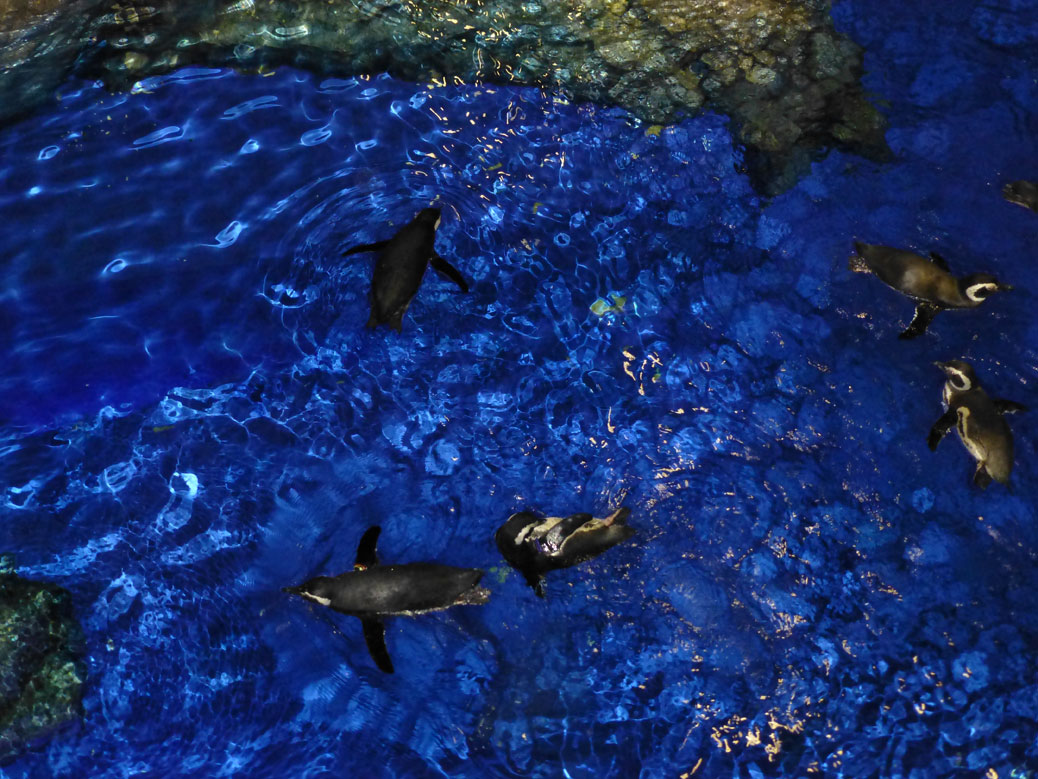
[415,207,442,230]
[961,273,1012,303]
[935,359,977,393]
[283,576,335,606]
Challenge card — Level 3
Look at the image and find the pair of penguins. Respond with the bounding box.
[849,178,1035,489]
[286,208,634,672]
[287,183,1037,672]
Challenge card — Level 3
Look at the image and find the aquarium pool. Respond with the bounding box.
[0,0,1037,776]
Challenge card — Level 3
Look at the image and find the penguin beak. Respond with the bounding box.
[282,586,303,596]
[999,283,1014,292]
[933,361,948,370]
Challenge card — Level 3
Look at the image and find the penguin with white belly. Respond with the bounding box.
[495,507,635,598]
[285,526,490,673]
[928,360,1026,488]
[848,242,1012,339]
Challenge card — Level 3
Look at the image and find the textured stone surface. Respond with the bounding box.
[0,556,86,764]
[0,0,888,193]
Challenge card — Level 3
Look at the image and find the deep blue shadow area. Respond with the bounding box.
[0,0,1036,775]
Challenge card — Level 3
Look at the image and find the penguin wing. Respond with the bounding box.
[361,618,394,673]
[928,252,950,272]
[973,467,994,490]
[899,303,941,339]
[994,399,1027,415]
[343,240,389,257]
[928,409,957,450]
[355,526,381,569]
[430,254,469,292]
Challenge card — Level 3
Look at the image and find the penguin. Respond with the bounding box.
[284,526,490,673]
[928,360,1026,488]
[1003,180,1038,213]
[341,207,469,332]
[495,507,635,598]
[848,242,1012,339]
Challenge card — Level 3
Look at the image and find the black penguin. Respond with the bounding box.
[342,207,469,332]
[284,526,490,673]
[495,507,635,597]
[928,360,1026,488]
[1003,180,1038,213]
[848,242,1012,339]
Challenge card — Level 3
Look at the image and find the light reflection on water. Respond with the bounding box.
[0,4,1036,774]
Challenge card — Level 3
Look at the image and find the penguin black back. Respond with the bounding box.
[342,207,469,332]
[284,525,490,672]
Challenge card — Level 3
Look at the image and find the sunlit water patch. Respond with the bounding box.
[0,0,1037,773]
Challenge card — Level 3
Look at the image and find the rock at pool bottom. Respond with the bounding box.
[0,0,888,196]
[0,555,86,765]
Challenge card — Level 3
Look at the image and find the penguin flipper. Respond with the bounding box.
[361,618,394,673]
[343,240,388,257]
[430,254,470,293]
[355,526,381,569]
[973,466,993,490]
[928,251,950,272]
[529,576,547,599]
[899,303,940,339]
[928,410,957,450]
[994,399,1027,415]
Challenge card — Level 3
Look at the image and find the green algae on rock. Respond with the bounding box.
[0,0,888,194]
[0,555,86,764]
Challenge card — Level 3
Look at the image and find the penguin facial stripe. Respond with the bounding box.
[965,282,999,302]
[515,516,564,545]
[944,366,972,392]
[300,592,331,607]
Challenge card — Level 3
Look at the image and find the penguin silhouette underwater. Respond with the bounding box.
[342,207,469,332]
[928,360,1026,488]
[848,242,1012,339]
[284,525,490,673]
[495,507,635,597]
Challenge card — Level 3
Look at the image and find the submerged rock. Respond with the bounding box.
[0,0,888,194]
[0,555,86,764]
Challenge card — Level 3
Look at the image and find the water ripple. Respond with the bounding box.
[132,125,185,149]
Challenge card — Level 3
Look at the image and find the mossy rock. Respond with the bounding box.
[0,555,86,765]
[0,0,889,195]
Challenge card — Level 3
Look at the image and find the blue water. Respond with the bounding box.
[1,0,1036,775]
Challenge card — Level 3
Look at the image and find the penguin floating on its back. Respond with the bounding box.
[848,242,1012,339]
[928,360,1026,488]
[495,507,635,598]
[1003,180,1038,213]
[342,207,469,332]
[284,526,490,673]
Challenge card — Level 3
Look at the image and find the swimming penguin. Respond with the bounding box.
[848,242,1012,339]
[928,360,1026,488]
[341,207,469,332]
[284,526,490,673]
[1003,180,1038,213]
[495,507,635,598]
